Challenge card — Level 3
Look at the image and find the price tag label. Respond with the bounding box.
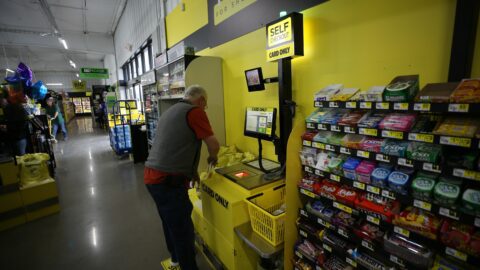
[439,207,460,220]
[300,209,308,217]
[305,167,313,173]
[314,169,324,177]
[394,103,409,111]
[448,104,469,113]
[330,125,341,132]
[453,169,477,180]
[353,181,366,190]
[362,240,374,251]
[340,147,351,155]
[360,102,372,109]
[408,133,434,143]
[300,189,316,199]
[382,190,396,200]
[357,150,370,159]
[440,136,471,148]
[312,142,325,149]
[390,255,405,267]
[414,199,432,211]
[346,102,357,109]
[329,101,339,108]
[325,144,336,152]
[322,244,332,252]
[423,163,441,173]
[367,185,380,194]
[414,103,431,111]
[306,122,316,129]
[330,174,341,182]
[346,257,357,267]
[317,124,328,131]
[359,128,378,136]
[398,158,414,167]
[394,226,410,238]
[318,218,331,228]
[381,130,404,140]
[446,247,467,262]
[299,229,308,238]
[333,201,352,214]
[295,251,303,259]
[314,101,321,107]
[375,154,390,163]
[367,215,380,225]
[344,126,356,134]
[303,140,312,147]
[376,102,390,110]
[338,228,348,238]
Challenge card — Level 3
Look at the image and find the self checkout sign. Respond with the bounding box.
[266,12,304,62]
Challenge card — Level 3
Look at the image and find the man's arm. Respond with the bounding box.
[203,135,220,164]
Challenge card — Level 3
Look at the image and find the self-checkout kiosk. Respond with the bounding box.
[190,12,303,270]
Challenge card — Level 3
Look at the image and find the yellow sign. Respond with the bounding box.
[267,17,292,47]
[72,80,86,92]
[266,13,303,62]
[266,43,295,62]
[214,0,256,25]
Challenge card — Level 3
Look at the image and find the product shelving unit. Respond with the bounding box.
[293,97,480,269]
[109,100,135,155]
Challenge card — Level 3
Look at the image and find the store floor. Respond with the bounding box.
[0,117,211,270]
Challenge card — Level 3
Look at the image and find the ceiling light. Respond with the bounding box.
[69,60,76,68]
[76,73,79,77]
[279,11,287,17]
[6,68,14,73]
[58,37,68,49]
[46,83,63,86]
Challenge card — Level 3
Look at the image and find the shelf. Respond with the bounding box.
[305,121,479,149]
[159,94,183,100]
[313,100,480,114]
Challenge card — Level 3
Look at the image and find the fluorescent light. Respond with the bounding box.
[46,83,63,86]
[79,80,82,83]
[90,187,95,196]
[76,73,79,78]
[6,68,14,73]
[58,37,68,49]
[92,227,97,247]
[279,11,287,17]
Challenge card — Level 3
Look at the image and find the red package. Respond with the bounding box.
[320,180,340,201]
[355,193,400,223]
[393,207,441,240]
[440,220,480,257]
[353,222,384,241]
[338,110,367,126]
[360,138,384,153]
[334,186,357,206]
[302,131,318,141]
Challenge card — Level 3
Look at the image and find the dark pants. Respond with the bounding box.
[146,183,198,270]
[52,122,67,139]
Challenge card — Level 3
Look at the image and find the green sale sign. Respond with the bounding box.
[80,67,109,79]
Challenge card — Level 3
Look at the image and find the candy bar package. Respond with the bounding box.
[327,133,346,146]
[353,251,391,270]
[357,112,387,128]
[383,75,419,102]
[380,139,409,157]
[323,255,353,270]
[352,222,384,241]
[406,142,442,163]
[410,114,443,133]
[449,79,480,103]
[415,82,459,103]
[338,110,367,126]
[332,211,355,228]
[313,131,334,144]
[440,220,480,257]
[334,186,358,206]
[341,134,366,149]
[378,113,417,132]
[302,131,318,141]
[320,109,350,125]
[361,86,385,102]
[433,117,480,138]
[393,206,442,240]
[306,108,333,123]
[306,201,338,222]
[299,147,318,167]
[332,87,359,101]
[328,155,346,175]
[360,137,384,153]
[383,232,434,269]
[355,193,400,222]
[314,84,343,101]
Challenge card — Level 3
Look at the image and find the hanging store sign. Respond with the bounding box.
[214,0,256,26]
[266,12,304,62]
[72,80,86,92]
[80,67,109,79]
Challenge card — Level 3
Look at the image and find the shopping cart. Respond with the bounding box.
[47,116,57,144]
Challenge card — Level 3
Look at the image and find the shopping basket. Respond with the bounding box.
[245,184,286,246]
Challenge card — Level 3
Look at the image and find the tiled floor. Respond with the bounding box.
[0,117,211,270]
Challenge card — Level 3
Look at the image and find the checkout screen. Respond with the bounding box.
[245,107,274,136]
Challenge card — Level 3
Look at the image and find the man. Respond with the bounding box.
[45,97,68,141]
[144,85,220,270]
[3,96,29,156]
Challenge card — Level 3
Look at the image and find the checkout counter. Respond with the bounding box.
[190,162,284,270]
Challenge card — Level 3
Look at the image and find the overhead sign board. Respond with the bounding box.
[266,12,304,62]
[141,71,156,86]
[72,80,86,92]
[214,0,256,26]
[80,67,109,79]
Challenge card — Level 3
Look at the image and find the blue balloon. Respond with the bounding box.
[31,81,47,100]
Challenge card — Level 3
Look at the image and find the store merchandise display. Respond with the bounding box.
[295,77,480,270]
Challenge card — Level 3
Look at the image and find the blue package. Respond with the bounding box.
[371,167,391,188]
[388,171,410,195]
[342,157,361,180]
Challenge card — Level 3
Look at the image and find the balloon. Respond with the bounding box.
[31,81,47,100]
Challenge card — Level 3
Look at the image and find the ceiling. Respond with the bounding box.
[0,0,125,72]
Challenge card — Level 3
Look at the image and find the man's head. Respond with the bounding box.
[184,85,208,110]
[46,97,55,106]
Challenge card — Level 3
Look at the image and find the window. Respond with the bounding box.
[143,49,150,72]
[130,61,136,79]
[137,54,143,76]
[121,38,152,80]
[134,84,143,112]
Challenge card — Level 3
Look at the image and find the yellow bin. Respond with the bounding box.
[245,184,286,246]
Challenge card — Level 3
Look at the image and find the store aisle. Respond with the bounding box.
[0,117,211,270]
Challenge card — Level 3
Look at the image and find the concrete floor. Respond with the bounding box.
[0,117,211,270]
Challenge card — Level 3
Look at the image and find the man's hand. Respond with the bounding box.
[207,156,217,166]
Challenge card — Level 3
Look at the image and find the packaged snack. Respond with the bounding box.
[335,186,357,206]
[327,133,345,146]
[296,239,324,263]
[342,157,361,180]
[353,251,391,270]
[355,193,400,222]
[410,114,443,133]
[332,211,355,228]
[322,230,350,251]
[302,131,318,141]
[388,171,410,195]
[406,142,442,163]
[313,131,334,143]
[378,113,417,132]
[355,160,376,184]
[383,75,419,102]
[383,232,434,269]
[337,110,366,126]
[300,147,318,167]
[380,139,409,157]
[434,181,461,207]
[431,255,472,270]
[440,220,480,257]
[393,206,442,240]
[315,152,330,171]
[371,167,392,188]
[340,134,365,149]
[411,176,436,201]
[306,200,326,216]
[360,138,384,153]
[449,79,480,103]
[433,117,480,138]
[323,256,353,270]
[332,87,359,101]
[306,108,333,123]
[357,112,387,128]
[328,155,345,176]
[445,150,478,170]
[353,222,384,241]
[320,180,340,201]
[320,109,349,125]
[314,84,343,101]
[462,189,480,214]
[349,89,365,101]
[415,82,459,103]
[361,86,385,102]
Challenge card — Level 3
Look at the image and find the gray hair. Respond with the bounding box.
[184,85,207,101]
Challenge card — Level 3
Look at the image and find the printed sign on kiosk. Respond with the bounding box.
[266,12,304,62]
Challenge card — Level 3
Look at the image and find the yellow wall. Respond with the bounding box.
[166,0,209,47]
[472,13,480,78]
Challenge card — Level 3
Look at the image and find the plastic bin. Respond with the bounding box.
[245,184,286,246]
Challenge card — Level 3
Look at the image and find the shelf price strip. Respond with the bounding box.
[353,181,366,190]
[445,247,467,262]
[346,102,357,109]
[394,226,410,238]
[366,185,380,195]
[312,142,325,149]
[366,215,380,225]
[330,174,341,182]
[440,136,471,148]
[376,102,389,110]
[359,128,377,136]
[376,154,390,163]
[299,229,308,238]
[300,188,316,199]
[423,163,441,173]
[381,190,396,200]
[333,201,353,214]
[338,227,349,238]
[439,207,460,220]
[361,240,374,251]
[390,255,406,267]
[360,102,372,109]
[381,130,404,140]
[318,218,332,228]
[414,103,431,112]
[414,199,432,211]
[394,103,409,111]
[408,133,434,143]
[397,158,414,168]
[453,169,479,181]
[357,150,370,159]
[344,126,356,134]
[346,257,357,268]
[448,104,469,113]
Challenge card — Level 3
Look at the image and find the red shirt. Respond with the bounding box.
[144,107,213,185]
